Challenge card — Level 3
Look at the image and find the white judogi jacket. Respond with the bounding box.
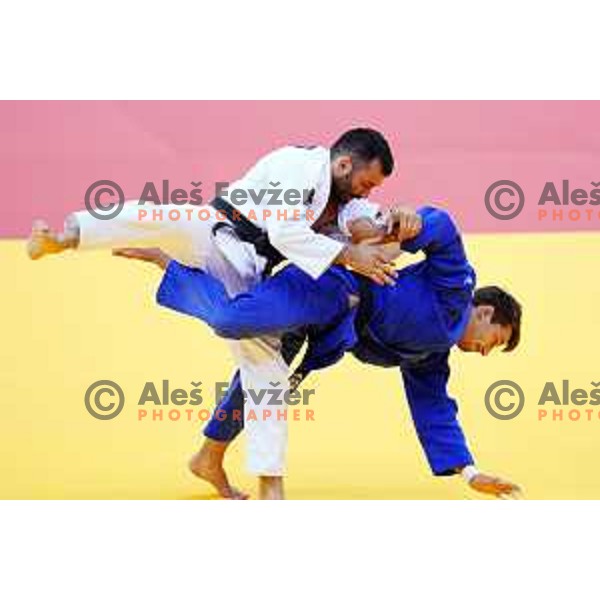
[72,146,385,477]
[77,145,381,282]
[221,145,344,279]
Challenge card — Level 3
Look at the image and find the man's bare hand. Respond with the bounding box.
[337,239,398,285]
[112,247,171,270]
[386,206,422,242]
[377,242,402,263]
[468,473,523,499]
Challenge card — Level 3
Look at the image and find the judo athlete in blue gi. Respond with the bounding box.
[118,207,523,499]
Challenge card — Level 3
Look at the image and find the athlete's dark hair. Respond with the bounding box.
[473,286,522,352]
[331,128,394,176]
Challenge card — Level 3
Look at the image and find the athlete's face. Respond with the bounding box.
[457,306,513,356]
[331,156,386,202]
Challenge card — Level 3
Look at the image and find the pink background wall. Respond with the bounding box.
[2,100,599,237]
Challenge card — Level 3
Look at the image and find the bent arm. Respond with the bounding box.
[268,216,346,280]
[260,155,345,279]
[400,207,471,289]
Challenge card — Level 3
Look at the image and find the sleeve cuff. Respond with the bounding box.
[293,237,345,280]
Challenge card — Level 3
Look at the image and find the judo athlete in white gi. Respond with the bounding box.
[27,128,396,499]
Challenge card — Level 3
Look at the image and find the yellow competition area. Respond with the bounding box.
[1,231,599,499]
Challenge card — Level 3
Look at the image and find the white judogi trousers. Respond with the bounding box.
[75,201,289,475]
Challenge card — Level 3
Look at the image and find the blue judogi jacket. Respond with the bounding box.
[157,207,477,475]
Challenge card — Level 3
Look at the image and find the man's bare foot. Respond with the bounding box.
[259,476,284,500]
[27,218,79,260]
[112,247,171,270]
[189,441,249,500]
[27,220,68,260]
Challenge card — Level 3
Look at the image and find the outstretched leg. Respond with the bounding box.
[27,202,205,266]
[156,260,352,340]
